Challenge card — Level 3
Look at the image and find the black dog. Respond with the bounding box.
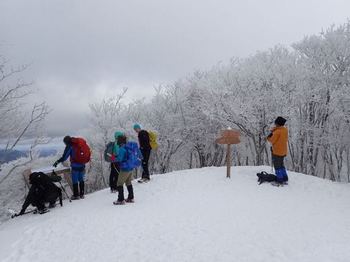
[257,171,277,185]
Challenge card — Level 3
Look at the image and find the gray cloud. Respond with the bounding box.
[1,0,349,136]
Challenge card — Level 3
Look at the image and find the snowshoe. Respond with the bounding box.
[125,198,135,203]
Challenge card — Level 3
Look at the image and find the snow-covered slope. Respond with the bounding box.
[1,166,350,262]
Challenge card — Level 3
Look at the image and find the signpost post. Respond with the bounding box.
[215,129,241,178]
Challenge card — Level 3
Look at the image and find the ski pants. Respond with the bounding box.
[71,168,85,184]
[272,155,288,182]
[110,162,120,190]
[141,148,151,179]
[272,154,285,169]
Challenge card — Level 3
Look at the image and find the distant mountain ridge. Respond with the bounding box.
[0,149,27,165]
[0,148,58,165]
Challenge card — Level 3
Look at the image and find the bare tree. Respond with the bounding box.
[0,55,49,183]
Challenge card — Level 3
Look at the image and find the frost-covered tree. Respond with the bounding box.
[86,21,350,182]
[0,55,49,185]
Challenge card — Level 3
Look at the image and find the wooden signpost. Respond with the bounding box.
[215,129,241,178]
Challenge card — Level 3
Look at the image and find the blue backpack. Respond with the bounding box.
[120,141,142,171]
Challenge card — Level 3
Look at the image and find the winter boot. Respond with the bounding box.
[113,200,126,205]
[38,207,49,214]
[79,181,85,199]
[117,186,124,201]
[138,178,150,183]
[281,167,289,184]
[71,183,80,200]
[36,202,49,214]
[113,186,125,205]
[275,168,284,183]
[126,185,134,203]
[271,181,283,187]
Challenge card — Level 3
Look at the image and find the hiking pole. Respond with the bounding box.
[51,169,72,203]
[59,181,72,202]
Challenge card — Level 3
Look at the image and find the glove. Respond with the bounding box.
[53,161,59,168]
[111,154,116,161]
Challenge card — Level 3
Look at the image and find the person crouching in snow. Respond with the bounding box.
[267,116,289,185]
[18,172,62,215]
[113,135,135,205]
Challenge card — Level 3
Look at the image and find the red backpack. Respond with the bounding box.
[71,137,91,164]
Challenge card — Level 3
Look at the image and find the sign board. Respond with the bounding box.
[215,128,241,178]
[215,136,240,145]
[216,129,240,145]
[222,129,240,138]
[23,167,73,194]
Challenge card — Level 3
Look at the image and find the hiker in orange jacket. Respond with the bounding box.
[267,116,289,184]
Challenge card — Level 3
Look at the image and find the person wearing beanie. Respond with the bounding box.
[133,123,152,183]
[113,134,135,205]
[109,131,124,193]
[274,116,287,126]
[267,116,289,184]
[53,136,88,200]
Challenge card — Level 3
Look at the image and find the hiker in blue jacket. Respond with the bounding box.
[53,136,86,200]
[113,135,136,205]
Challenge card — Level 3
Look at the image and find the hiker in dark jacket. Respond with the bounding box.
[133,123,151,183]
[19,172,62,215]
[267,116,289,184]
[53,136,86,200]
[109,131,124,193]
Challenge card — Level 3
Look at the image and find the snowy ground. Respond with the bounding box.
[1,166,350,262]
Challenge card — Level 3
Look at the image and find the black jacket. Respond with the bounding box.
[138,130,151,152]
[21,173,61,213]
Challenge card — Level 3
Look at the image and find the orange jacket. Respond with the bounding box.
[267,126,288,156]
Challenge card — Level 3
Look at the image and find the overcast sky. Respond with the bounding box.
[0,0,349,137]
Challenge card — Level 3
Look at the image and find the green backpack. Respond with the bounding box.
[104,142,115,162]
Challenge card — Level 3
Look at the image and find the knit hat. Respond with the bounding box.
[133,123,141,130]
[114,131,124,140]
[113,131,124,156]
[63,136,72,145]
[274,116,287,126]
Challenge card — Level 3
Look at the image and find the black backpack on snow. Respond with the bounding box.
[256,171,277,185]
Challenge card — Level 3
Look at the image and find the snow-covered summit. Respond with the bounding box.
[0,166,349,262]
